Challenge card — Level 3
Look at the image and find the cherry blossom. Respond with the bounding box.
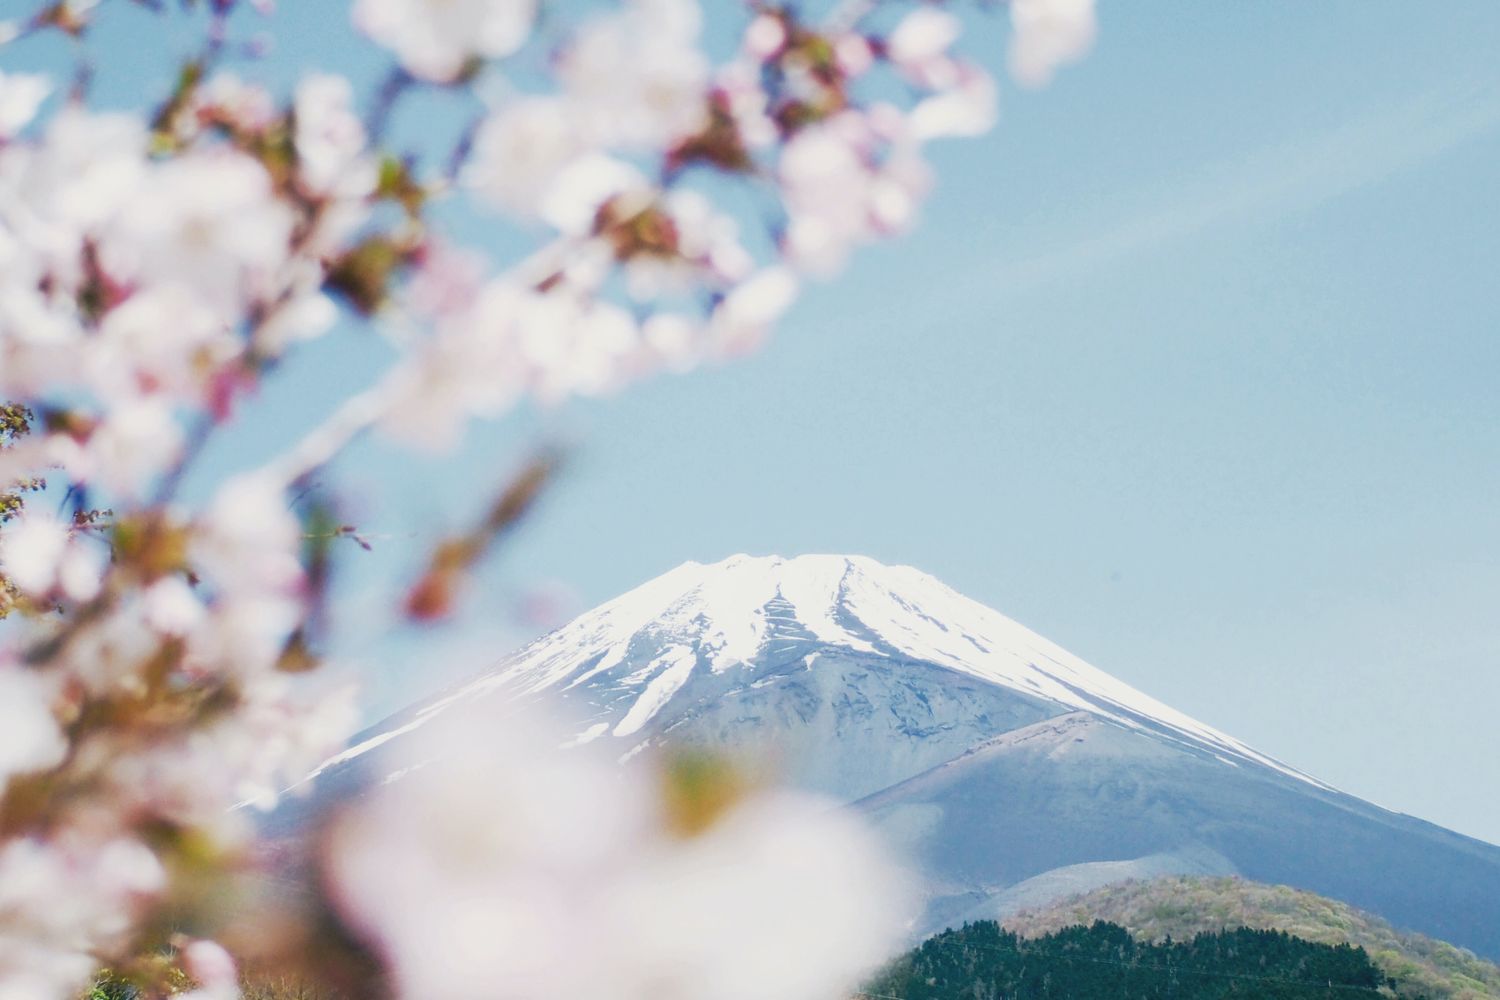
[0,835,164,1000]
[101,149,295,320]
[293,74,376,201]
[709,266,800,356]
[326,710,907,1000]
[778,112,932,276]
[353,0,538,82]
[177,940,240,1000]
[464,97,589,222]
[87,286,235,403]
[0,509,104,601]
[1008,0,1099,88]
[0,0,1096,995]
[0,70,49,139]
[558,0,710,149]
[64,395,186,499]
[909,62,998,140]
[888,7,963,80]
[0,666,66,793]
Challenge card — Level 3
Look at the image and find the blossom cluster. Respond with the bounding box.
[0,0,1095,996]
[325,711,908,1000]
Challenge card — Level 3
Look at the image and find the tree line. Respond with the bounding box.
[865,919,1424,1000]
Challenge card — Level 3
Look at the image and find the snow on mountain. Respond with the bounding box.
[289,553,1500,959]
[354,553,1325,790]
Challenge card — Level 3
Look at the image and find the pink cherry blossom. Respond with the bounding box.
[0,2,1086,995]
[353,0,538,82]
[0,70,49,139]
[0,666,66,793]
[1009,0,1098,88]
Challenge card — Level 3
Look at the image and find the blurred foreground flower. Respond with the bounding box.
[324,711,908,1000]
[1008,0,1098,88]
[0,0,1096,994]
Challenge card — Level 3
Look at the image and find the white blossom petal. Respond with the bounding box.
[353,0,538,82]
[0,667,66,790]
[1008,0,1097,88]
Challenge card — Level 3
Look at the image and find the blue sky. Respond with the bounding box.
[16,2,1500,844]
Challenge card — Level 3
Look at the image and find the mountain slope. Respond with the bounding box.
[1003,876,1500,1000]
[298,554,1500,960]
[853,710,1500,952]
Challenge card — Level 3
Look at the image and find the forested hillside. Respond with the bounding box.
[865,920,1400,1000]
[1003,877,1500,1000]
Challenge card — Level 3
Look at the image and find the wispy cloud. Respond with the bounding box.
[979,83,1500,296]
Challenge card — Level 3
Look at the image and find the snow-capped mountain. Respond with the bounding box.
[321,555,1317,796]
[300,554,1500,960]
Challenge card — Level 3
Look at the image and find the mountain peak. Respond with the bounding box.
[399,553,1326,790]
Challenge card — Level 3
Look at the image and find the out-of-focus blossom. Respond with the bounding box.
[256,265,342,355]
[379,274,528,448]
[612,792,907,1000]
[194,73,279,134]
[100,149,294,320]
[0,510,105,601]
[106,675,357,823]
[539,155,648,237]
[186,473,307,678]
[177,939,239,1000]
[384,210,780,447]
[559,0,709,149]
[326,710,906,1000]
[0,2,1087,995]
[62,395,185,499]
[352,0,538,82]
[641,312,702,371]
[88,286,236,403]
[709,266,798,356]
[0,666,66,792]
[779,120,871,275]
[888,7,962,82]
[526,297,640,402]
[778,114,931,276]
[0,511,69,596]
[1008,0,1097,88]
[0,106,148,396]
[294,73,376,200]
[464,97,586,222]
[617,189,755,300]
[0,70,49,139]
[142,576,206,637]
[193,473,303,604]
[0,106,145,293]
[742,13,786,61]
[909,63,998,140]
[710,59,776,153]
[45,600,164,699]
[0,834,164,1000]
[382,272,649,448]
[465,107,661,238]
[404,240,488,321]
